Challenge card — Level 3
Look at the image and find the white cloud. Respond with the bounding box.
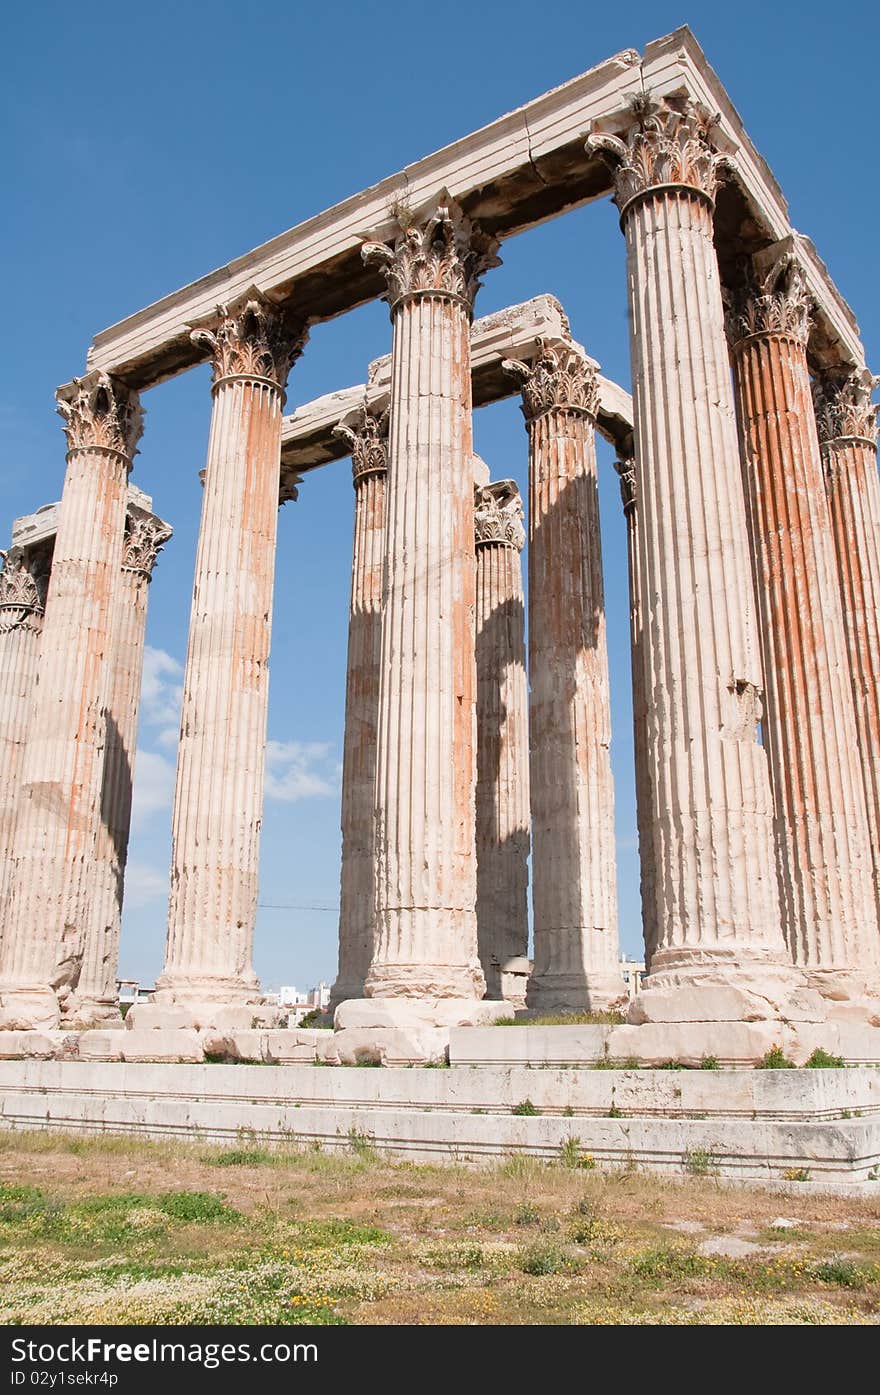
[141,646,183,749]
[131,748,176,829]
[124,861,169,910]
[265,740,339,803]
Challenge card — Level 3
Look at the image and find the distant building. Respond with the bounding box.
[619,955,646,998]
[117,979,154,1006]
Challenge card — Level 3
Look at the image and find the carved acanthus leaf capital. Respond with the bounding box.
[189,289,309,391]
[121,513,173,578]
[503,339,600,421]
[586,93,726,216]
[0,547,48,628]
[333,405,389,484]
[726,254,813,346]
[812,368,879,448]
[613,456,637,514]
[56,373,143,460]
[474,480,525,551]
[362,195,501,312]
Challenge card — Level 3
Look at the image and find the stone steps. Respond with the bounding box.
[1,1061,879,1184]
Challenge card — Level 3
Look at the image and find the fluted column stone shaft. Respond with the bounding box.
[615,459,658,968]
[69,507,172,1023]
[588,97,798,1017]
[158,293,306,1004]
[730,276,879,988]
[362,199,499,999]
[0,375,141,1030]
[814,370,880,944]
[330,408,387,1010]
[474,481,530,1000]
[505,342,623,1011]
[0,548,49,927]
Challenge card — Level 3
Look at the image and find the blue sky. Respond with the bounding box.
[2,1,877,992]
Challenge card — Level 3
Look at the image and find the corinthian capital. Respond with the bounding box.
[474,480,525,551]
[503,339,600,421]
[614,456,637,515]
[726,254,812,346]
[332,404,389,484]
[189,288,309,392]
[586,93,726,216]
[0,547,48,629]
[56,373,143,460]
[121,512,173,578]
[362,194,501,312]
[812,368,879,448]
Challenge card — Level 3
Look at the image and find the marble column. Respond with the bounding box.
[813,369,880,939]
[66,501,172,1025]
[728,263,879,997]
[156,291,307,1006]
[360,196,499,1001]
[474,480,530,1001]
[0,545,50,923]
[505,341,624,1012]
[0,374,141,1031]
[614,457,658,970]
[329,406,388,1011]
[588,96,802,1021]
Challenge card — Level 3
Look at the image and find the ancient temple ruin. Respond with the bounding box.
[1,29,879,1161]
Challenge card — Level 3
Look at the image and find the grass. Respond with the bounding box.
[0,1130,878,1325]
[757,1046,797,1070]
[804,1048,846,1069]
[512,1099,539,1117]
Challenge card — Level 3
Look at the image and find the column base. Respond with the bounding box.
[0,986,60,1032]
[126,1000,285,1033]
[526,970,628,1016]
[628,958,827,1025]
[152,971,262,1006]
[329,997,514,1066]
[335,997,514,1030]
[62,997,122,1029]
[364,961,487,999]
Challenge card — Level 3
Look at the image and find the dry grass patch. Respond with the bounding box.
[0,1130,877,1325]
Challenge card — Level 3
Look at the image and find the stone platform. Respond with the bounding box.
[0,1060,878,1185]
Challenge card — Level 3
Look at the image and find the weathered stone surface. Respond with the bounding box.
[614,457,657,967]
[449,1025,609,1067]
[119,1029,204,1063]
[330,407,387,1010]
[318,1027,448,1066]
[815,369,880,932]
[68,493,171,1026]
[336,998,512,1030]
[730,252,880,998]
[199,1030,318,1064]
[363,198,496,1000]
[75,1031,126,1062]
[0,375,141,1031]
[127,1002,284,1033]
[4,1059,879,1181]
[0,543,48,923]
[156,293,306,1008]
[0,1031,59,1060]
[588,97,799,1017]
[506,340,624,1012]
[474,479,530,999]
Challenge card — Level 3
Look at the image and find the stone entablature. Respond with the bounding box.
[80,30,861,388]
